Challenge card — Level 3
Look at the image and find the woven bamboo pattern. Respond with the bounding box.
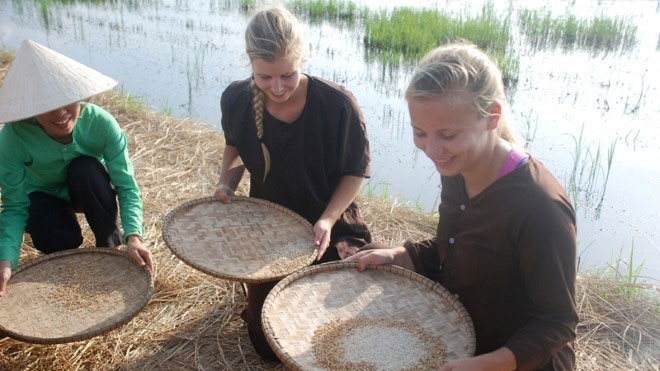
[162,196,316,283]
[262,261,476,370]
[0,248,154,344]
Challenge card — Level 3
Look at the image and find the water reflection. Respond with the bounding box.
[1,0,659,280]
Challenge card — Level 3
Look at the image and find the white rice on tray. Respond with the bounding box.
[312,317,446,371]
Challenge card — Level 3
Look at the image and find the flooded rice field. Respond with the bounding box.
[1,0,659,281]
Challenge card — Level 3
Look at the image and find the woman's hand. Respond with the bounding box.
[125,235,155,272]
[345,244,415,271]
[313,217,334,260]
[313,175,365,261]
[214,183,234,204]
[0,259,11,297]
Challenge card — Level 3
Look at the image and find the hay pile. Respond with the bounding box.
[0,55,658,371]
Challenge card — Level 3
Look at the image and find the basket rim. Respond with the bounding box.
[261,260,476,369]
[0,247,154,344]
[161,196,315,283]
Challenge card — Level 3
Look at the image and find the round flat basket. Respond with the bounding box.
[0,248,153,344]
[262,261,475,370]
[162,196,316,283]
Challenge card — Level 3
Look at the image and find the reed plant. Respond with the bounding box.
[518,9,637,52]
[592,137,617,218]
[361,180,393,202]
[624,70,648,115]
[565,123,619,214]
[112,85,147,112]
[580,241,649,300]
[566,124,587,209]
[240,0,256,11]
[287,0,367,24]
[159,99,173,116]
[362,5,518,87]
[519,109,539,150]
[32,0,122,5]
[39,0,51,28]
[624,128,641,148]
[614,242,645,288]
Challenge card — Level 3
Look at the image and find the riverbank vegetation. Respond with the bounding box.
[518,9,638,52]
[1,52,658,370]
[25,0,639,90]
[281,0,636,87]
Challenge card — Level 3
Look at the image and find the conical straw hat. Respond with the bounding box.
[0,39,117,124]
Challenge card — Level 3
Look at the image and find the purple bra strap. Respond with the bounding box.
[497,148,529,179]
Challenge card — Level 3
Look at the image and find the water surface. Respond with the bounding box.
[1,0,659,280]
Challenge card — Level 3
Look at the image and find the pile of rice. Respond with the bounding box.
[312,317,445,371]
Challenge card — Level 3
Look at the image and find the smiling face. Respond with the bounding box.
[34,102,81,143]
[408,93,500,180]
[251,54,303,105]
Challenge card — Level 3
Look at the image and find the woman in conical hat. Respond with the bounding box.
[0,39,154,297]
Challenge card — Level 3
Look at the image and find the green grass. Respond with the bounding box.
[287,0,368,24]
[158,99,173,116]
[565,123,618,213]
[361,180,393,200]
[518,9,638,52]
[599,241,647,297]
[361,179,440,217]
[362,5,519,87]
[239,0,256,12]
[519,109,539,149]
[113,85,147,112]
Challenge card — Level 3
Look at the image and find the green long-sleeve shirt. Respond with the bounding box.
[0,102,143,268]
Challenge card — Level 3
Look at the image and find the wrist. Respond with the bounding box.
[125,232,143,244]
[217,182,233,191]
[319,211,341,225]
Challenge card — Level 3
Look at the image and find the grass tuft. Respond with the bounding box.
[518,9,638,53]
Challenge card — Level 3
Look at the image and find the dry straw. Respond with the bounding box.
[0,54,658,370]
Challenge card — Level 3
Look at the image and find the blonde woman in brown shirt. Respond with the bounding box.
[348,43,578,371]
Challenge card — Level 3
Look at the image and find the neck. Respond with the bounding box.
[52,133,73,144]
[462,138,511,198]
[265,74,308,122]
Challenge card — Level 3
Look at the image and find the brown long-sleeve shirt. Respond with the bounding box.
[405,157,578,371]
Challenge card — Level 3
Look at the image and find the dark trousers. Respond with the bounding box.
[25,156,121,254]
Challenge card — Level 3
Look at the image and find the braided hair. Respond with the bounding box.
[244,5,308,181]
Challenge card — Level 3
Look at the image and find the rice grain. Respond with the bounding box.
[312,317,445,371]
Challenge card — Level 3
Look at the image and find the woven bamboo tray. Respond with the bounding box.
[262,261,476,370]
[162,196,316,283]
[0,248,153,344]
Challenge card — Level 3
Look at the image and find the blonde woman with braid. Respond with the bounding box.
[347,43,578,371]
[214,5,371,360]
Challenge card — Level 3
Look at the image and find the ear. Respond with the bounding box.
[485,101,502,131]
